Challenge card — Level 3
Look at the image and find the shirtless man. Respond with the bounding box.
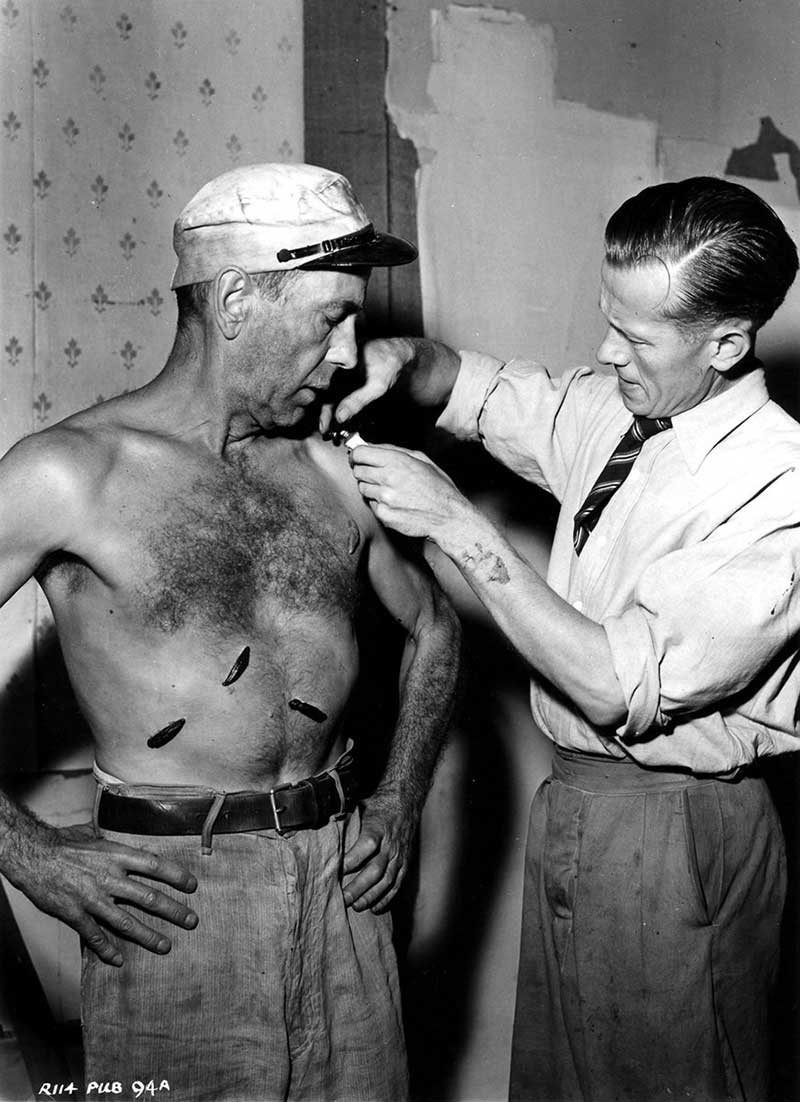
[0,163,460,1101]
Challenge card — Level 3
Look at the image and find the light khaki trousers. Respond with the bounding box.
[510,747,786,1102]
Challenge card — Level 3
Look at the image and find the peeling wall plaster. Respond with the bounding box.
[386,0,800,168]
[387,5,657,367]
[386,2,800,369]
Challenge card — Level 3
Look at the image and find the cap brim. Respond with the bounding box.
[299,231,417,270]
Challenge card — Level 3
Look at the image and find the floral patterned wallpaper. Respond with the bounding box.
[0,0,303,770]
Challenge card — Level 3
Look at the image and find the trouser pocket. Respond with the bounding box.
[680,784,724,925]
[539,779,582,965]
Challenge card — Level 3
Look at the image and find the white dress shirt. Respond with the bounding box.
[438,351,800,774]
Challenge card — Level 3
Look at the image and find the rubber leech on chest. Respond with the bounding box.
[222,645,251,686]
[289,698,328,723]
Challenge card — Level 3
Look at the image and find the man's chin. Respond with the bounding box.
[273,404,320,439]
[618,390,651,417]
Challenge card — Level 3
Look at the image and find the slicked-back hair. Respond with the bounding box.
[174,269,302,334]
[604,176,798,332]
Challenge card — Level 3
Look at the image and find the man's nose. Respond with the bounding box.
[596,327,628,367]
[327,315,358,370]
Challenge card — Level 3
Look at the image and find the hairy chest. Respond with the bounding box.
[137,466,362,634]
[44,455,364,637]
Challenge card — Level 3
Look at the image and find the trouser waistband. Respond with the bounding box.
[552,744,734,794]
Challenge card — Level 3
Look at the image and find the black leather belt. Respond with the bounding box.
[97,752,359,840]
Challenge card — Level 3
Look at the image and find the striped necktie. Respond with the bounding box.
[573,416,672,555]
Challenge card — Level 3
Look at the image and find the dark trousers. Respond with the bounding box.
[510,747,786,1102]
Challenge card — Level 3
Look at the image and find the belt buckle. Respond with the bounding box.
[308,769,348,825]
[269,788,286,834]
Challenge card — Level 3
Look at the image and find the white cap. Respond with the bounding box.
[171,162,417,289]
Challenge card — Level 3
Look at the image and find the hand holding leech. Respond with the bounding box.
[348,441,472,545]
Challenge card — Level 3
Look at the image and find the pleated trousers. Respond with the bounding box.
[510,747,786,1102]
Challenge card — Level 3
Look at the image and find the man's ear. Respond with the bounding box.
[212,267,253,340]
[708,320,753,375]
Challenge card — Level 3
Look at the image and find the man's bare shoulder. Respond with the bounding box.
[0,394,155,535]
[304,432,448,632]
[0,403,141,589]
[5,403,121,489]
[306,432,381,538]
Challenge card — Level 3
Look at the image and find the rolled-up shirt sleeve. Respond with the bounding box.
[437,350,620,499]
[435,350,506,442]
[604,470,800,741]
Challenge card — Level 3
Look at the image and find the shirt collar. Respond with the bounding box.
[670,365,770,474]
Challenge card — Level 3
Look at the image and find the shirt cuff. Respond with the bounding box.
[603,609,663,739]
[435,350,506,440]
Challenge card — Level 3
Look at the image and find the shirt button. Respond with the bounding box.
[573,599,584,612]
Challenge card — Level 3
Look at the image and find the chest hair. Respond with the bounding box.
[137,463,361,635]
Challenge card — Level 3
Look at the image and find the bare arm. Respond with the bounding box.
[342,522,461,913]
[0,790,198,966]
[0,432,198,963]
[351,444,626,728]
[324,337,462,430]
[435,501,625,726]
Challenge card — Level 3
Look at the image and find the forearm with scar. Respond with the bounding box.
[437,509,625,728]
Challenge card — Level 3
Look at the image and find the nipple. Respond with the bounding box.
[147,718,186,749]
[222,646,251,686]
[346,520,360,555]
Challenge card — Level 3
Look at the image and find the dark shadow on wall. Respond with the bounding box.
[764,353,800,1102]
[0,627,92,1094]
[0,623,93,787]
[764,355,800,423]
[395,625,527,1102]
[762,754,800,1102]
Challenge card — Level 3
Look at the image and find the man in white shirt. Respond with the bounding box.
[329,177,800,1101]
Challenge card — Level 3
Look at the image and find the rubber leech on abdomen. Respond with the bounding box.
[147,718,186,749]
[222,646,251,686]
